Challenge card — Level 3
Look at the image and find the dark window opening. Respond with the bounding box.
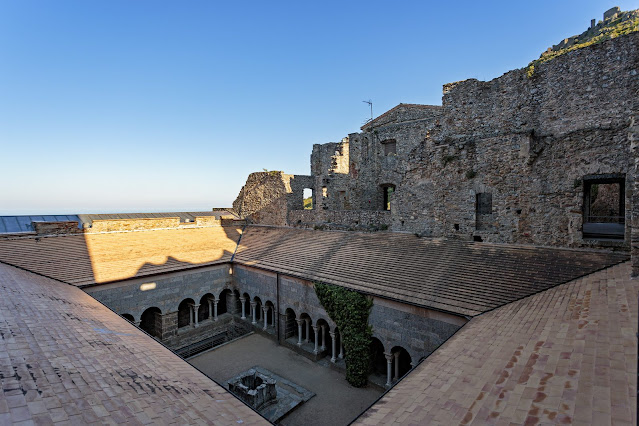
[382,139,397,156]
[583,175,625,239]
[475,193,492,230]
[381,184,395,211]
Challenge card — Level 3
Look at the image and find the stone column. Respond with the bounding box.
[240,297,246,320]
[312,325,319,354]
[213,299,219,321]
[262,306,268,330]
[394,352,400,381]
[193,304,200,328]
[189,304,194,327]
[339,338,344,359]
[329,331,336,363]
[384,352,394,387]
[296,319,304,346]
[320,325,327,351]
[304,319,310,343]
[207,299,213,320]
[250,301,257,324]
[134,320,141,328]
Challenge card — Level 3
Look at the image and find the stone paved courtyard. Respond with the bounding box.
[188,333,383,426]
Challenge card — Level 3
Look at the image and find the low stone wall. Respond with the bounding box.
[89,217,181,232]
[33,221,81,235]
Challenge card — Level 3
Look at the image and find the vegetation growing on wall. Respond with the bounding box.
[314,282,373,387]
[303,197,313,209]
[526,13,638,77]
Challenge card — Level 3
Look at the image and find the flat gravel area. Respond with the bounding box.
[189,333,383,426]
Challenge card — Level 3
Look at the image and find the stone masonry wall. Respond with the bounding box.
[233,172,314,226]
[84,264,232,321]
[89,217,181,232]
[393,32,638,247]
[631,114,639,276]
[232,264,464,362]
[369,298,464,363]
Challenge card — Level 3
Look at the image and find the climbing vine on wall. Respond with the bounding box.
[314,282,373,387]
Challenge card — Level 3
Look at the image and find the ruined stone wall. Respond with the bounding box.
[394,32,637,247]
[287,209,391,231]
[232,172,313,226]
[631,114,639,276]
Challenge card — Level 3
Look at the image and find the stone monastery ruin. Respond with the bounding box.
[0,7,638,425]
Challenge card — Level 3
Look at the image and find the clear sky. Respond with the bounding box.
[1,0,637,215]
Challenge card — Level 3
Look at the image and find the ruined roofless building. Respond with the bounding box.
[0,7,638,425]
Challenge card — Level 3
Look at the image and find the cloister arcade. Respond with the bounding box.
[119,286,414,388]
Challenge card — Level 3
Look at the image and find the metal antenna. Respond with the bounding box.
[363,99,373,123]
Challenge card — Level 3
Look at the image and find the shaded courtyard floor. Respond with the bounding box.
[189,333,383,426]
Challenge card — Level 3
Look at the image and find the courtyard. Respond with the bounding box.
[189,333,384,425]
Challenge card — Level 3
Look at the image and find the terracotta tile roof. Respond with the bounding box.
[233,226,629,316]
[354,261,637,425]
[0,226,242,287]
[0,262,267,425]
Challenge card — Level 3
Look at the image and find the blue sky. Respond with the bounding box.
[1,0,637,215]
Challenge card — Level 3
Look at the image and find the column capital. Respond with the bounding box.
[239,296,246,302]
[213,299,219,305]
[193,304,200,309]
[393,351,400,359]
[329,330,336,338]
[384,352,394,362]
[312,324,318,331]
[296,318,305,326]
[250,301,257,307]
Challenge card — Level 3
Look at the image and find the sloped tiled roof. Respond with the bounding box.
[0,262,267,425]
[233,226,629,316]
[354,262,637,425]
[0,226,242,287]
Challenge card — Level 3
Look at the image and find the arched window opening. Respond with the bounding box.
[121,313,134,323]
[140,307,162,338]
[284,308,297,340]
[177,299,195,328]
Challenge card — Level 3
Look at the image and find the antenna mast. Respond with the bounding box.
[363,99,373,124]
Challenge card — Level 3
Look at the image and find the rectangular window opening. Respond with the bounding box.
[583,175,625,239]
[382,139,397,156]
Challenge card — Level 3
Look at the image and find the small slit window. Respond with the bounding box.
[475,193,492,230]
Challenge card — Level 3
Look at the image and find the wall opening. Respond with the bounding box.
[475,192,492,230]
[140,307,162,337]
[303,188,313,210]
[381,139,397,156]
[381,184,395,211]
[583,174,625,239]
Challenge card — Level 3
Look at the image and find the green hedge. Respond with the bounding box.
[314,282,373,387]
